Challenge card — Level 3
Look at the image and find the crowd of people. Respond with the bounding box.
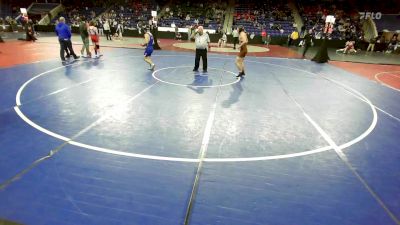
[98,3,155,32]
[0,16,19,32]
[0,0,399,56]
[158,0,226,31]
[234,1,293,23]
[298,1,363,40]
[233,0,295,37]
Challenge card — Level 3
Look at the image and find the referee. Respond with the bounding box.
[55,17,79,62]
[191,26,210,72]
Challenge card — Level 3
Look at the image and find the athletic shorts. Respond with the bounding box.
[144,47,153,57]
[90,35,99,43]
[238,44,248,58]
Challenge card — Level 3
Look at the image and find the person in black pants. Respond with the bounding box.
[55,17,79,62]
[302,29,312,58]
[191,26,210,72]
[232,27,239,50]
[312,33,329,63]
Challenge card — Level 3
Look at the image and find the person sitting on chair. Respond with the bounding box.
[385,35,398,54]
[175,31,182,40]
[218,32,227,47]
[174,26,182,40]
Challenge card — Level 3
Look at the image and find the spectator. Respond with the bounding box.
[25,19,37,42]
[280,27,285,35]
[218,32,227,47]
[175,26,181,40]
[232,27,239,49]
[103,20,111,40]
[366,36,377,52]
[302,29,313,57]
[116,21,124,40]
[98,20,104,36]
[336,40,357,54]
[261,29,267,44]
[386,34,398,53]
[288,30,299,46]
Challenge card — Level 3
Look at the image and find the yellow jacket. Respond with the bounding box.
[290,31,299,40]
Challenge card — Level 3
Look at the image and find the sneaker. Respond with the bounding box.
[193,69,199,72]
[149,64,155,71]
[203,70,207,73]
[73,56,80,60]
[236,72,245,78]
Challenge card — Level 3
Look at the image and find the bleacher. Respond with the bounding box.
[52,6,105,25]
[158,1,226,31]
[233,0,295,36]
[298,0,362,40]
[28,3,59,15]
[103,0,157,29]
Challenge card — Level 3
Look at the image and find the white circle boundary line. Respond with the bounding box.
[152,66,240,87]
[244,59,378,150]
[374,71,400,92]
[14,56,377,162]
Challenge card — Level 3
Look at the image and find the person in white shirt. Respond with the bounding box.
[103,20,111,40]
[191,26,210,72]
[116,21,124,40]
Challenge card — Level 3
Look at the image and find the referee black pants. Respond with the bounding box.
[194,48,207,71]
[59,39,77,61]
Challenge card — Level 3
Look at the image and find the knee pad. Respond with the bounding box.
[96,45,100,49]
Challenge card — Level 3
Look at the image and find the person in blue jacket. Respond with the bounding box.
[55,17,79,62]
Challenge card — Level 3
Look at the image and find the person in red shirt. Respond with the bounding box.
[261,29,267,44]
[88,21,102,58]
[336,40,356,54]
